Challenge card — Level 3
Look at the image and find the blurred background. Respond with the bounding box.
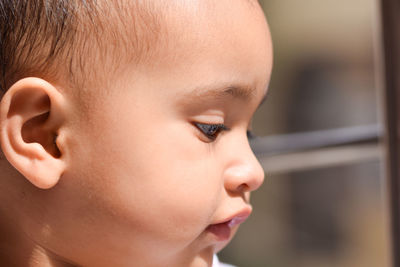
[219,1,391,266]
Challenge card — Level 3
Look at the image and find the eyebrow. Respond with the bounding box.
[177,82,270,112]
[182,84,258,103]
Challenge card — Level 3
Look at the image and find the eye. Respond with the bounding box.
[194,123,229,141]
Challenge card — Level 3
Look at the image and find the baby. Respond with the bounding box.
[0,0,272,266]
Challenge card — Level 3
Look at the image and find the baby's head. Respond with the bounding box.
[0,1,272,266]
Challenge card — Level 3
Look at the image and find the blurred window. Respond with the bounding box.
[219,1,394,266]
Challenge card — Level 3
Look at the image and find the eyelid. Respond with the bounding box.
[191,113,225,124]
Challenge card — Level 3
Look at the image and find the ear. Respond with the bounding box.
[0,78,67,189]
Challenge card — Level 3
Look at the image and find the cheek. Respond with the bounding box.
[66,110,224,248]
[109,121,222,226]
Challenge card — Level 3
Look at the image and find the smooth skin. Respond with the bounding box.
[0,0,273,266]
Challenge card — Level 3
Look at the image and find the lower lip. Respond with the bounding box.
[206,222,231,241]
[206,212,251,241]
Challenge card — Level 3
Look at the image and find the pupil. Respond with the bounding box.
[208,125,218,135]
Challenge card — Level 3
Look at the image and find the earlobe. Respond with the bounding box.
[0,78,67,189]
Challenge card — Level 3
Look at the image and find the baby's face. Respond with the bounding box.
[50,1,272,266]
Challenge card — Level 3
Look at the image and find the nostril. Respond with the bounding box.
[237,183,250,193]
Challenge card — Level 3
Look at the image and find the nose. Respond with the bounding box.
[223,139,265,194]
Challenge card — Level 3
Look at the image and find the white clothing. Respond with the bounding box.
[212,255,237,267]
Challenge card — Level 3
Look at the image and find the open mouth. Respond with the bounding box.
[205,212,251,241]
[206,221,232,241]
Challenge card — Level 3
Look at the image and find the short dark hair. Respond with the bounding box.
[0,0,164,93]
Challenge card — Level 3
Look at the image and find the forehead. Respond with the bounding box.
[137,0,272,86]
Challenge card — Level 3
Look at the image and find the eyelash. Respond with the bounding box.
[194,123,229,141]
[194,123,257,143]
[247,130,256,140]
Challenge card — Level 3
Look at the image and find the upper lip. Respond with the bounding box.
[212,205,253,226]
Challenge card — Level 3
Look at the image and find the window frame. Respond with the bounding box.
[381,0,400,266]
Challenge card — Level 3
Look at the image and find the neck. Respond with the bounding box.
[0,213,75,267]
